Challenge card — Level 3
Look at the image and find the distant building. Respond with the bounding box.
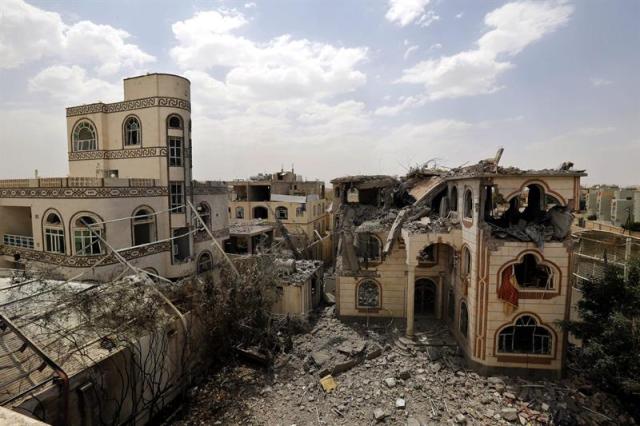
[0,74,229,280]
[228,169,331,261]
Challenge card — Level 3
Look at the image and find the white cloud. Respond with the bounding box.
[394,1,573,102]
[455,12,464,19]
[417,10,440,27]
[385,0,435,27]
[244,2,256,8]
[28,65,120,104]
[171,9,368,102]
[590,77,613,87]
[0,0,154,74]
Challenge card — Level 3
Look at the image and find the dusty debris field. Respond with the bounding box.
[172,307,631,426]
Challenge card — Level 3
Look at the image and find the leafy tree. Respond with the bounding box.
[564,261,640,409]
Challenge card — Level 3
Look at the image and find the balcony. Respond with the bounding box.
[3,234,34,249]
[0,177,161,189]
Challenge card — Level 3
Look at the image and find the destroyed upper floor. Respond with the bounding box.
[229,169,326,202]
[332,150,585,248]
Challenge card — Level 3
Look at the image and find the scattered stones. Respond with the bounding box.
[395,398,406,409]
[503,391,516,400]
[373,408,387,421]
[501,407,519,422]
[454,413,467,424]
[384,377,397,388]
[311,350,331,367]
[397,369,411,380]
[366,344,383,360]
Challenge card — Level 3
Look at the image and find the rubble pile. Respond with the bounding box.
[403,214,461,234]
[173,307,632,426]
[276,259,323,285]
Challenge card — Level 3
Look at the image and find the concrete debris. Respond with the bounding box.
[395,398,406,409]
[175,307,633,426]
[320,375,337,393]
[277,259,323,285]
[384,377,397,388]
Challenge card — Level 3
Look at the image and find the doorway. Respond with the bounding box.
[415,278,437,316]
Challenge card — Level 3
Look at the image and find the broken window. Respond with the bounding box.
[172,227,191,262]
[170,182,184,212]
[73,215,103,256]
[463,189,473,219]
[168,137,183,166]
[72,120,97,151]
[196,202,211,229]
[418,244,437,264]
[450,186,458,212]
[275,206,288,220]
[168,114,182,129]
[498,315,552,355]
[253,206,268,219]
[132,207,155,246]
[461,246,471,277]
[235,206,245,219]
[357,280,380,308]
[124,116,141,146]
[197,251,213,273]
[513,254,553,289]
[44,211,65,254]
[356,233,381,263]
[459,301,469,337]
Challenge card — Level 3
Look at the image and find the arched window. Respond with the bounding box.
[418,244,437,264]
[356,233,381,263]
[253,206,268,219]
[132,207,156,246]
[513,254,553,289]
[197,251,213,273]
[463,189,473,219]
[447,289,455,321]
[459,301,469,337]
[235,206,245,219]
[43,211,65,254]
[357,280,381,309]
[275,206,288,220]
[168,115,182,129]
[73,214,103,256]
[72,121,97,151]
[461,246,471,277]
[124,116,141,146]
[450,186,458,212]
[498,315,552,355]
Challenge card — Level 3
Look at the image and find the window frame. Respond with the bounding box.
[463,188,473,220]
[72,215,104,256]
[123,116,141,147]
[72,120,97,152]
[275,206,288,220]
[497,315,553,356]
[167,114,183,129]
[235,206,245,219]
[43,211,65,254]
[168,137,183,167]
[356,279,381,310]
[131,207,156,247]
[169,182,185,213]
[357,233,382,264]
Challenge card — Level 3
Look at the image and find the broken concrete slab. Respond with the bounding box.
[395,398,406,409]
[311,350,331,367]
[373,408,387,422]
[320,375,337,393]
[332,358,359,375]
[366,343,383,360]
[384,377,396,388]
[501,407,518,422]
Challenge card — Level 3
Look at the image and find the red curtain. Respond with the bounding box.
[498,265,519,307]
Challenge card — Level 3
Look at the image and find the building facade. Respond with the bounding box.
[332,155,583,377]
[228,169,331,261]
[0,74,229,280]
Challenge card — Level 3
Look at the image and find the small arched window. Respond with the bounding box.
[275,206,288,220]
[450,186,458,212]
[132,207,156,246]
[168,115,182,129]
[235,207,245,219]
[463,189,473,219]
[73,214,103,256]
[498,315,552,355]
[72,121,97,151]
[197,251,213,273]
[44,211,65,254]
[461,246,471,277]
[459,301,469,337]
[357,233,381,263]
[124,116,141,146]
[357,280,381,309]
[512,254,553,289]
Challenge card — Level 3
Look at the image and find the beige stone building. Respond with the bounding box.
[228,169,331,261]
[332,153,583,377]
[0,73,229,280]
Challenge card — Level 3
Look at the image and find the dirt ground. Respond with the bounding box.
[171,307,632,426]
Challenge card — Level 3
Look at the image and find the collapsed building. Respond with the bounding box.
[332,149,584,377]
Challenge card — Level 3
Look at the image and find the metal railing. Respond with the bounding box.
[3,234,34,249]
[0,177,162,189]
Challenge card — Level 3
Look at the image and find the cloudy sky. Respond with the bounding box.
[0,0,638,185]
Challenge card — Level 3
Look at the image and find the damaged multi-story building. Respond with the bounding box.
[332,150,583,377]
[0,73,229,280]
[228,169,331,261]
